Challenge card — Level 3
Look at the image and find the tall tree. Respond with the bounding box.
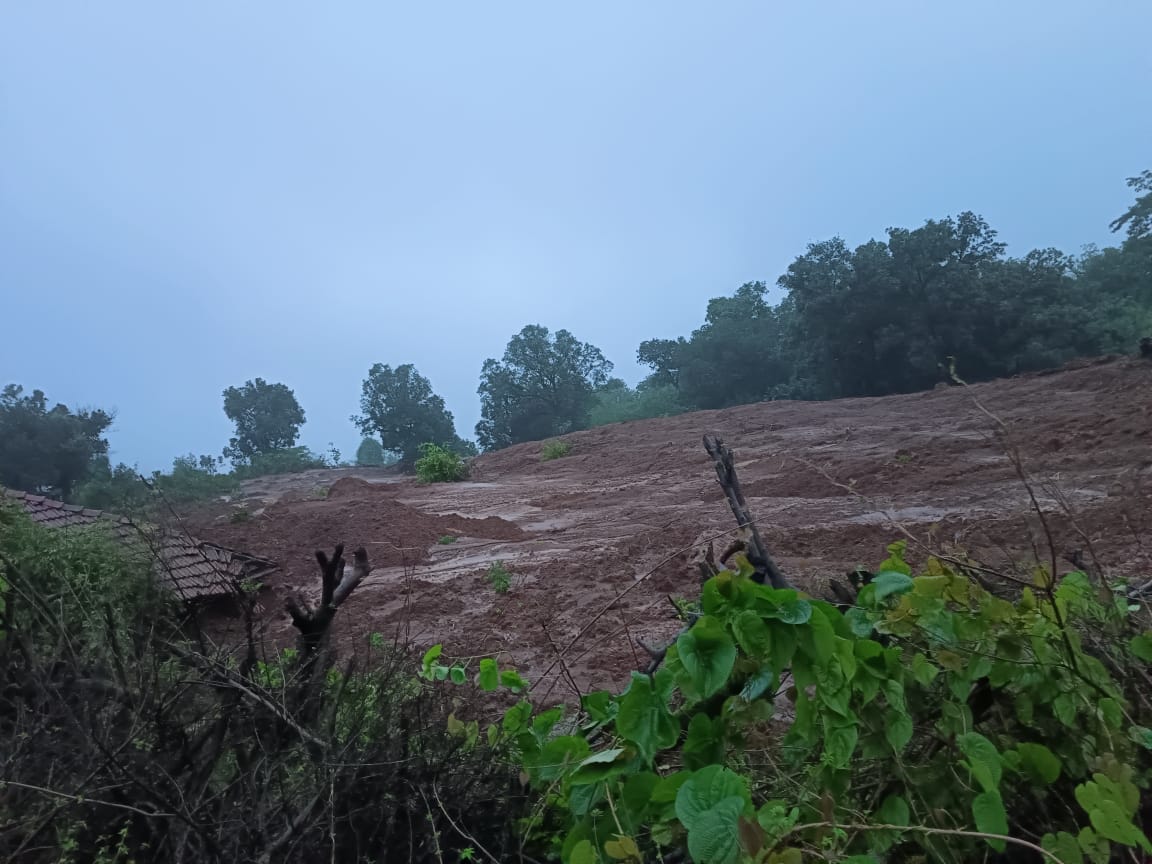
[222,378,306,464]
[355,437,388,466]
[0,384,113,499]
[476,325,613,451]
[352,364,461,468]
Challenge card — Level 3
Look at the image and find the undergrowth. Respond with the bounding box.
[542,440,573,461]
[415,442,469,483]
[427,542,1152,863]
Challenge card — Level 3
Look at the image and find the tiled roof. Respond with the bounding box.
[2,488,279,601]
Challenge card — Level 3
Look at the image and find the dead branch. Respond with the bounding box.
[703,435,791,589]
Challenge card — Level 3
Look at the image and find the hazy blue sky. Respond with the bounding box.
[2,2,1149,470]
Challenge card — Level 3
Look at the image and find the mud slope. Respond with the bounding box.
[195,357,1152,697]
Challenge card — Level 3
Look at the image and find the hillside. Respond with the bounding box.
[194,356,1152,698]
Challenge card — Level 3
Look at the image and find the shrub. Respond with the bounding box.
[428,540,1152,863]
[438,535,457,545]
[233,446,328,480]
[355,437,387,466]
[0,520,533,863]
[540,440,572,461]
[485,561,511,593]
[414,442,468,483]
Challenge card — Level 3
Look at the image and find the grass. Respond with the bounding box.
[438,535,457,545]
[540,440,572,461]
[486,561,511,593]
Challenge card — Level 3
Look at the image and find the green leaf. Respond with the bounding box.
[845,608,874,637]
[432,665,449,681]
[582,690,616,723]
[616,672,678,762]
[872,571,914,601]
[677,616,738,699]
[877,541,912,575]
[568,839,597,864]
[449,665,466,684]
[911,652,938,686]
[685,797,745,864]
[533,706,564,739]
[885,712,913,753]
[799,606,835,664]
[972,790,1008,851]
[604,835,640,861]
[732,610,771,656]
[740,666,775,702]
[1129,632,1152,662]
[620,772,658,826]
[1017,743,1062,784]
[500,669,527,692]
[684,713,725,770]
[569,748,629,785]
[1098,698,1123,729]
[531,735,591,782]
[766,621,797,674]
[876,794,910,826]
[675,765,749,828]
[958,732,1002,792]
[1042,831,1083,864]
[420,645,444,678]
[477,658,498,692]
[823,720,858,769]
[773,598,812,625]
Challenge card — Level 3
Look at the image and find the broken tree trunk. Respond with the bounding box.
[639,437,793,672]
[702,435,792,590]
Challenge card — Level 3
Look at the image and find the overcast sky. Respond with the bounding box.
[2,2,1149,471]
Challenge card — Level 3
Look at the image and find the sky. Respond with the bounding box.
[2,2,1149,471]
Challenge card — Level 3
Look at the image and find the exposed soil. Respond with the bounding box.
[191,356,1152,701]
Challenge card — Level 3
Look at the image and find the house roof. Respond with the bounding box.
[2,488,279,601]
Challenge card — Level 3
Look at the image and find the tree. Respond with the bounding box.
[0,384,113,500]
[355,437,387,466]
[352,364,461,468]
[222,378,306,464]
[1110,169,1152,242]
[476,325,613,451]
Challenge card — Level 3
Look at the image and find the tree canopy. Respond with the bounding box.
[222,378,306,464]
[639,185,1150,413]
[0,384,113,500]
[355,437,388,466]
[353,364,464,468]
[476,325,613,451]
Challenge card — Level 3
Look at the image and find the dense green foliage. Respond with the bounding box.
[427,544,1152,863]
[637,178,1151,413]
[354,363,471,467]
[221,377,307,464]
[0,384,113,499]
[588,378,684,427]
[355,435,389,466]
[541,439,573,461]
[477,325,613,451]
[414,441,469,483]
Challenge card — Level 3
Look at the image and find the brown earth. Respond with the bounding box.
[190,356,1152,701]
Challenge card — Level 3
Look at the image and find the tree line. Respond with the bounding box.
[2,171,1148,504]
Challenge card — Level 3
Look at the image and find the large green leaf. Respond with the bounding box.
[823,719,858,769]
[477,657,499,692]
[1041,831,1083,864]
[1129,632,1152,662]
[872,571,914,601]
[799,606,835,664]
[684,713,726,770]
[569,748,630,786]
[773,598,813,625]
[685,797,745,864]
[876,794,909,826]
[531,735,590,782]
[740,666,775,702]
[1017,743,1062,784]
[616,672,678,761]
[677,616,738,698]
[958,732,1002,793]
[885,712,913,753]
[675,765,749,828]
[972,790,1008,851]
[732,610,771,657]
